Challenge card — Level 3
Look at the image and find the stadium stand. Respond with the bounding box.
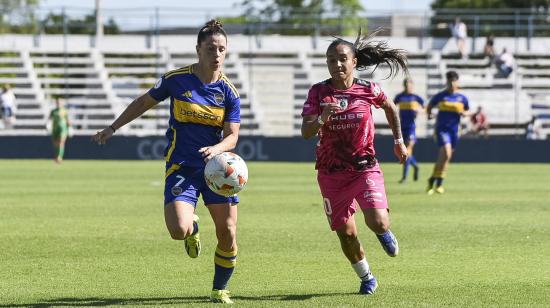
[0,35,548,138]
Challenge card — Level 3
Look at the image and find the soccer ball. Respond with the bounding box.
[204,152,248,197]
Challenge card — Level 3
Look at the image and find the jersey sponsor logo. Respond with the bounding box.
[214,93,225,104]
[398,101,420,111]
[366,178,376,187]
[329,113,364,121]
[173,99,225,127]
[439,100,465,113]
[154,78,162,89]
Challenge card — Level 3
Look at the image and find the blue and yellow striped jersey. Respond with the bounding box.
[148,65,241,167]
[428,90,469,131]
[394,92,424,129]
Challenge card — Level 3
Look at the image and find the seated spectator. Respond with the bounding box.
[0,84,17,129]
[526,116,543,140]
[495,48,514,78]
[483,34,495,62]
[470,106,489,138]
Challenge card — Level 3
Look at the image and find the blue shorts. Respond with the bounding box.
[401,127,416,144]
[1,106,13,118]
[435,129,458,149]
[164,163,239,207]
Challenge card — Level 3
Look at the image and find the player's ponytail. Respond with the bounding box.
[328,28,409,78]
[197,19,227,46]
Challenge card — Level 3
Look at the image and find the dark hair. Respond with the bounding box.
[327,28,409,78]
[197,19,227,46]
[403,78,412,87]
[446,70,459,81]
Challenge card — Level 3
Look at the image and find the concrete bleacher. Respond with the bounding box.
[1,35,549,138]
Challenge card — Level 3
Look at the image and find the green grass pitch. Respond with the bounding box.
[0,160,549,307]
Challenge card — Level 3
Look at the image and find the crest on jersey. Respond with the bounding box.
[338,98,348,110]
[183,90,192,98]
[214,93,225,104]
[154,78,162,89]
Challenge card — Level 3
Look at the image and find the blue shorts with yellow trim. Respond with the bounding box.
[164,163,239,206]
[401,127,416,144]
[435,129,458,149]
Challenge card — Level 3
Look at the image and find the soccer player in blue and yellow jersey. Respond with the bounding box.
[426,71,469,194]
[93,20,241,304]
[394,78,424,183]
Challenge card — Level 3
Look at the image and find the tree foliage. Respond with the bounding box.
[227,0,365,36]
[42,13,120,35]
[0,0,40,33]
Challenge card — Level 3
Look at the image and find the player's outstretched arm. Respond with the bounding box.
[92,93,158,145]
[381,98,408,164]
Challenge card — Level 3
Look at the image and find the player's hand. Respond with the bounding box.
[394,143,408,164]
[92,127,114,145]
[319,103,341,123]
[199,146,222,162]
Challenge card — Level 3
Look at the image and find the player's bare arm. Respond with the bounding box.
[301,104,340,139]
[200,122,240,161]
[92,93,158,145]
[381,98,408,164]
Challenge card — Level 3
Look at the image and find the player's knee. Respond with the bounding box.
[216,223,237,240]
[167,223,193,240]
[368,219,390,234]
[337,231,358,245]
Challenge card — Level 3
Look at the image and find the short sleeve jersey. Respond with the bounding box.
[301,78,387,171]
[394,92,424,130]
[428,90,469,131]
[148,65,241,167]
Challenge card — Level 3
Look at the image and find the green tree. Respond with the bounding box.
[0,0,40,33]
[227,0,364,36]
[42,13,120,35]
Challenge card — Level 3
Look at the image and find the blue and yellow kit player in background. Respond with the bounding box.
[426,71,469,194]
[394,78,424,183]
[93,20,241,304]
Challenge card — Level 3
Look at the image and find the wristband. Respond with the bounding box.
[317,117,325,125]
[394,138,404,145]
[109,125,116,133]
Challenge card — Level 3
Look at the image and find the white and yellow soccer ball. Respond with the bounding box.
[204,152,248,197]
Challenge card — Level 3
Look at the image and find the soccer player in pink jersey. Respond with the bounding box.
[301,30,409,295]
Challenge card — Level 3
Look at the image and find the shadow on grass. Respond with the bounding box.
[0,292,356,307]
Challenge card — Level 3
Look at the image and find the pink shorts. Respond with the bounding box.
[317,164,389,231]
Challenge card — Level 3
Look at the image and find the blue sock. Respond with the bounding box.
[213,246,237,290]
[402,158,410,179]
[409,155,418,167]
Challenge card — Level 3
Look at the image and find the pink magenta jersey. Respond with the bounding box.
[301,78,387,171]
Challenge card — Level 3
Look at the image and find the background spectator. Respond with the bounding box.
[526,116,543,140]
[483,34,496,62]
[451,17,468,59]
[470,106,489,138]
[0,84,17,129]
[495,48,514,78]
